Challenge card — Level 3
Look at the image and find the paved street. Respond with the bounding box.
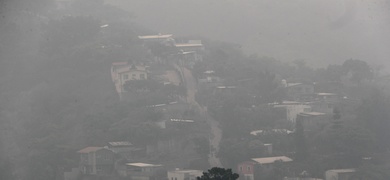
[181,67,223,167]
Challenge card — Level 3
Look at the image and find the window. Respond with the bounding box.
[132,74,137,79]
[140,73,145,79]
[247,166,251,172]
[239,166,243,172]
[124,74,129,80]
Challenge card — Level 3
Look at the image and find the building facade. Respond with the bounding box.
[167,169,203,180]
[78,147,115,175]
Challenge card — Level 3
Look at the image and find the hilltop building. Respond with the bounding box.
[111,62,148,99]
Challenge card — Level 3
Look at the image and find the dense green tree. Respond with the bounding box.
[357,90,390,151]
[342,59,373,83]
[294,117,308,161]
[197,167,239,180]
[192,136,211,158]
[43,16,100,57]
[351,165,390,180]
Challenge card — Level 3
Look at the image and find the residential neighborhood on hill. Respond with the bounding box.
[1,0,390,180]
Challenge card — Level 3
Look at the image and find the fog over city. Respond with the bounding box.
[1,0,390,180]
[109,0,390,68]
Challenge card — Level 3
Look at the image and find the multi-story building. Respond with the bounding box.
[124,163,164,180]
[107,141,145,160]
[77,147,115,175]
[237,156,293,180]
[325,169,356,180]
[111,62,148,99]
[167,169,203,180]
[297,112,330,132]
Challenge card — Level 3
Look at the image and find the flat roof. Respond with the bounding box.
[286,83,302,87]
[169,169,203,174]
[252,156,293,164]
[327,169,356,173]
[317,93,337,96]
[180,51,196,55]
[171,119,194,123]
[217,86,236,89]
[126,163,162,167]
[108,141,132,146]
[175,43,203,48]
[250,129,293,136]
[138,34,173,39]
[204,70,215,74]
[299,112,326,116]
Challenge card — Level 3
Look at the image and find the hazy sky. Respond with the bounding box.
[107,0,390,69]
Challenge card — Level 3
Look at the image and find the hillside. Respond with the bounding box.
[108,0,390,69]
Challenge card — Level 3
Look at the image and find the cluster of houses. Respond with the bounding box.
[236,82,357,180]
[66,143,356,180]
[64,141,205,180]
[110,33,204,100]
[272,81,348,132]
[236,155,356,180]
[107,32,356,180]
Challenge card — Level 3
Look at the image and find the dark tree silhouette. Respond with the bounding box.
[197,167,239,180]
[294,117,308,161]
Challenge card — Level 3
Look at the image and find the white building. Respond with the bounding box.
[111,62,148,99]
[325,169,356,180]
[167,169,203,180]
[273,101,311,123]
[124,163,163,180]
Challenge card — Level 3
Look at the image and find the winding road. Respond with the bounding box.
[180,66,223,168]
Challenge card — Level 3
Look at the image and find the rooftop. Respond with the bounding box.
[108,141,132,147]
[286,83,302,87]
[317,93,337,96]
[326,169,356,173]
[175,43,203,48]
[126,163,162,168]
[169,169,203,175]
[180,51,196,55]
[217,86,236,89]
[250,129,293,136]
[138,34,173,40]
[204,70,215,74]
[299,112,326,116]
[171,119,195,123]
[77,147,103,153]
[252,156,293,164]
